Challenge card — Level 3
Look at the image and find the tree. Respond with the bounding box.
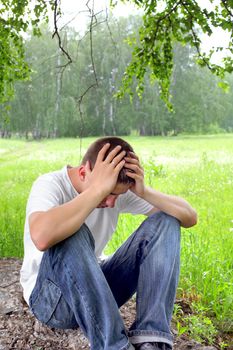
[113,0,233,108]
[0,0,57,107]
[1,0,233,110]
[4,17,233,138]
[8,25,58,138]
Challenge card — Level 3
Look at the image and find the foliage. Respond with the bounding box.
[113,0,233,108]
[1,0,233,108]
[187,314,217,344]
[2,19,233,138]
[0,0,55,105]
[173,303,218,344]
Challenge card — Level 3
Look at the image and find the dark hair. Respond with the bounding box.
[81,136,135,185]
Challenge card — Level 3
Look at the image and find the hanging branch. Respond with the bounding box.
[180,1,213,71]
[52,0,72,68]
[86,0,99,86]
[50,0,116,148]
[75,0,100,146]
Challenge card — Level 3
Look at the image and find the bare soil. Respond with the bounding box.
[0,259,219,350]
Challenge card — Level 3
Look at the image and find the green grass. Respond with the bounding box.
[0,135,233,344]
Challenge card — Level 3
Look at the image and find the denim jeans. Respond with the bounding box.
[29,212,180,350]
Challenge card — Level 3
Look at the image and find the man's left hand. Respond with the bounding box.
[124,152,146,198]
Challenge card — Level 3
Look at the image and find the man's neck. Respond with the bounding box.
[67,166,82,193]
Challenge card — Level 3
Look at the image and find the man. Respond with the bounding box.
[20,136,197,350]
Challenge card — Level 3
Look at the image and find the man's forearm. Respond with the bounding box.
[142,186,197,228]
[29,187,103,251]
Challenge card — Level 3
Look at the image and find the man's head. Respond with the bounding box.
[81,136,135,186]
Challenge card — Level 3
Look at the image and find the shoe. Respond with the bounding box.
[135,343,160,350]
[135,343,172,350]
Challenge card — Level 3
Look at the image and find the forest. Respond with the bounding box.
[1,15,233,139]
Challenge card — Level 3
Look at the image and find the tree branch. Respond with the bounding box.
[221,0,233,18]
[86,0,99,86]
[180,0,213,71]
[52,0,72,68]
[75,0,100,142]
[145,1,182,51]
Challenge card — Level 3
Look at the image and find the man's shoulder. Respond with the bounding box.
[26,167,71,212]
[29,167,69,197]
[34,167,65,185]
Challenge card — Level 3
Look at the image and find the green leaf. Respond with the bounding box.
[218,81,230,93]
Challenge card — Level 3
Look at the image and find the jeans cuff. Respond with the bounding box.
[128,330,173,347]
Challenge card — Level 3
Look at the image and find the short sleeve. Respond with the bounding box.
[117,191,153,216]
[26,176,62,217]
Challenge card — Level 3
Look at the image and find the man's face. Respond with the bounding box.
[97,183,131,208]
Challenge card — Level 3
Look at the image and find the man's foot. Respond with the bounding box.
[135,343,172,350]
[135,343,159,350]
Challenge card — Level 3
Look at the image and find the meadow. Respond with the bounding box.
[0,135,232,346]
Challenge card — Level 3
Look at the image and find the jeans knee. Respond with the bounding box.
[73,223,95,250]
[143,212,181,246]
[53,223,95,255]
[149,211,180,229]
[135,212,180,244]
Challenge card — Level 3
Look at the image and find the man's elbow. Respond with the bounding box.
[30,224,50,252]
[29,213,53,251]
[183,209,198,228]
[31,231,49,251]
[190,209,198,227]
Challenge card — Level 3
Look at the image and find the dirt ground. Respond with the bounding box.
[0,258,218,350]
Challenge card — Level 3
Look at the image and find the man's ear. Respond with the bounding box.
[78,165,86,181]
[78,161,92,181]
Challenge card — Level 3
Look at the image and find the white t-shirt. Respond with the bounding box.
[20,166,153,304]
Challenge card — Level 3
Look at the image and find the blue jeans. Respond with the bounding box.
[29,212,180,350]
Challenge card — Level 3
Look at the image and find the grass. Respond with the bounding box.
[0,134,232,346]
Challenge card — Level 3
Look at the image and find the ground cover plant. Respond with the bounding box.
[0,135,232,348]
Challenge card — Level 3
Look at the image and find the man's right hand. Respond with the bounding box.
[84,143,126,199]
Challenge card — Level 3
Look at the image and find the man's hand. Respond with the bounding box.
[125,152,197,228]
[124,152,146,198]
[85,143,126,198]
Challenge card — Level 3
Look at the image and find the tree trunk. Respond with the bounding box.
[54,50,62,138]
[102,97,106,135]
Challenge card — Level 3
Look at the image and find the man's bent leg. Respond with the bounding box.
[29,224,134,350]
[101,212,180,348]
